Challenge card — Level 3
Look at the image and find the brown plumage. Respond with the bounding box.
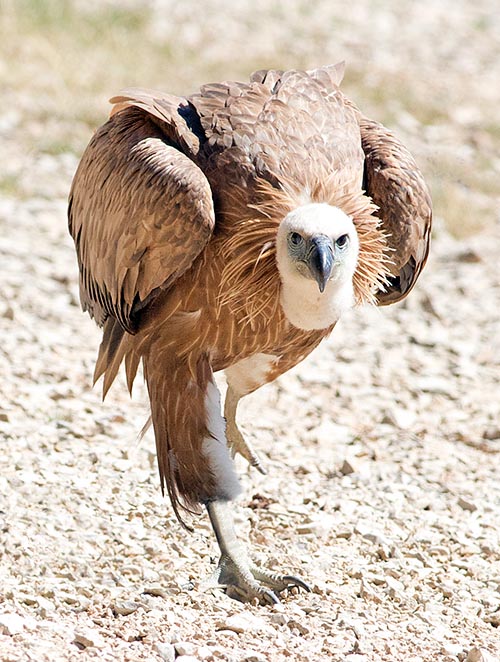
[68,63,431,603]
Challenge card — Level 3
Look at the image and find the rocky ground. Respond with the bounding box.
[1,1,499,661]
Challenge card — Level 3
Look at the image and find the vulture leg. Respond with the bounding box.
[224,386,266,474]
[205,500,311,604]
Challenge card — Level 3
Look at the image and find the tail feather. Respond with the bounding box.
[125,349,141,395]
[93,317,131,398]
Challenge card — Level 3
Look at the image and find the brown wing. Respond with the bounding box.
[68,91,215,333]
[359,116,432,305]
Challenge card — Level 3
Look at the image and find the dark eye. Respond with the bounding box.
[289,232,303,246]
[336,234,349,249]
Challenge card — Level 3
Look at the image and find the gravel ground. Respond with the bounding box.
[1,2,499,661]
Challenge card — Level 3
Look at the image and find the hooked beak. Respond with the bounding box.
[308,235,334,293]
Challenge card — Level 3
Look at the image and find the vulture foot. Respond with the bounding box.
[205,500,310,604]
[204,554,310,604]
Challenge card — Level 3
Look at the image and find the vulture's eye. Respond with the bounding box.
[288,232,304,247]
[336,234,349,249]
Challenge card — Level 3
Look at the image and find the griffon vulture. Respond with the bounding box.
[68,63,431,603]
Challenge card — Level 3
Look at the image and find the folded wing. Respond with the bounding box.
[359,116,432,305]
[68,91,215,333]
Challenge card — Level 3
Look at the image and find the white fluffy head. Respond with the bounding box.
[275,203,360,330]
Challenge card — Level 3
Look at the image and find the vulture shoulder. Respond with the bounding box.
[68,89,215,333]
[358,115,432,305]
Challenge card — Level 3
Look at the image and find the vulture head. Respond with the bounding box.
[276,203,359,330]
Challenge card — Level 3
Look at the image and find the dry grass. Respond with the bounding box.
[1,0,498,234]
[1,1,183,153]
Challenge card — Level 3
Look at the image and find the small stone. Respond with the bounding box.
[2,305,14,320]
[381,408,416,430]
[314,420,351,444]
[0,412,9,422]
[340,459,356,475]
[142,585,170,599]
[457,248,481,263]
[336,528,353,540]
[385,576,404,596]
[484,609,500,627]
[216,613,264,634]
[176,657,200,662]
[287,619,310,635]
[175,642,197,656]
[270,613,288,625]
[73,628,105,649]
[0,613,25,635]
[19,594,37,606]
[37,596,55,616]
[296,516,334,536]
[355,523,389,546]
[154,642,175,662]
[458,497,478,512]
[196,645,213,660]
[242,655,266,662]
[359,580,382,604]
[113,600,139,616]
[416,376,449,395]
[483,427,500,441]
[216,629,238,639]
[376,545,392,561]
[441,643,463,656]
[466,647,499,662]
[61,593,80,605]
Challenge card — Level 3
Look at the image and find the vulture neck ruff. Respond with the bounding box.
[218,175,390,329]
[276,203,359,330]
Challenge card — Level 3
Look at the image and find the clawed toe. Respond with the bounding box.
[225,582,280,605]
[201,553,310,604]
[251,567,312,594]
[228,433,267,475]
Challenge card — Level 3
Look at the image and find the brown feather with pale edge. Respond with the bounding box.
[360,116,432,305]
[68,65,431,524]
[337,94,432,305]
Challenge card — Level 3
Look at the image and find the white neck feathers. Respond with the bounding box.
[279,273,355,330]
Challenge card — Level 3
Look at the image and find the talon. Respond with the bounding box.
[261,588,280,605]
[281,575,312,592]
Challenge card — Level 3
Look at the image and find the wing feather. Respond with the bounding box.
[68,96,214,333]
[359,116,432,305]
